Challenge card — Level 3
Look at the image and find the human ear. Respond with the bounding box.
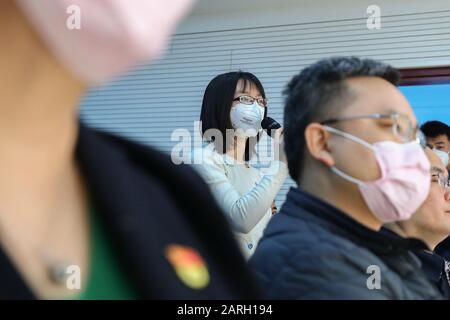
[304,123,335,167]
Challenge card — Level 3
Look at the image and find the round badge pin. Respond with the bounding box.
[165,244,210,290]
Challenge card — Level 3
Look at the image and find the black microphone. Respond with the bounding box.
[261,117,281,137]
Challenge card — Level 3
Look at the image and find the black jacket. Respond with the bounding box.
[414,250,450,299]
[0,123,261,299]
[381,228,450,299]
[249,187,443,299]
[435,237,450,260]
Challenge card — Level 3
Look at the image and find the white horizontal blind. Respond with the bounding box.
[80,9,450,207]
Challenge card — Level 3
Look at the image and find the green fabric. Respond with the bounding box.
[74,207,140,300]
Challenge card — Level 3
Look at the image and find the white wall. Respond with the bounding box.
[80,0,450,206]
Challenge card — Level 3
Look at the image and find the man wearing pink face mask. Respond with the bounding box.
[0,0,260,299]
[250,57,443,299]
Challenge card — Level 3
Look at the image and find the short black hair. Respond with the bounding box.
[200,71,267,161]
[283,56,400,181]
[420,121,450,141]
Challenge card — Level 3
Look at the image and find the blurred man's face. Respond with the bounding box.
[328,76,418,183]
[426,134,450,153]
[427,134,450,169]
[406,149,450,240]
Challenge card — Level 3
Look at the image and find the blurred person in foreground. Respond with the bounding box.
[0,0,260,299]
[249,57,443,299]
[384,148,450,298]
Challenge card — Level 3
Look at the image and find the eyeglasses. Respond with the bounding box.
[431,173,450,189]
[233,95,268,108]
[320,113,421,144]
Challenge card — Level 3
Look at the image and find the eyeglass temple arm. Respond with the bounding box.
[320,114,384,125]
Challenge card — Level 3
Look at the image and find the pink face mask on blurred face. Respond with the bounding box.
[17,0,194,84]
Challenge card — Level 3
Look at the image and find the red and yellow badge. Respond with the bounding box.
[165,244,210,290]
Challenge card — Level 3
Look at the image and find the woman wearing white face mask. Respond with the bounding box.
[192,72,289,259]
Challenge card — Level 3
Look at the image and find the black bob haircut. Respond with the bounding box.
[283,56,400,182]
[420,121,450,141]
[200,71,267,161]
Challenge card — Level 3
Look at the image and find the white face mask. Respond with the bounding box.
[230,102,265,137]
[433,148,450,167]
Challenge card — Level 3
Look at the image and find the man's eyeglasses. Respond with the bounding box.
[431,173,450,189]
[320,113,422,144]
[233,95,268,108]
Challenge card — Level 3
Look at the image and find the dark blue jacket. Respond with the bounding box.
[435,237,450,260]
[381,228,450,299]
[249,187,443,299]
[414,250,450,299]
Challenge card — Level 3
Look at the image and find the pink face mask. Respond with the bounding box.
[324,126,431,223]
[17,0,194,84]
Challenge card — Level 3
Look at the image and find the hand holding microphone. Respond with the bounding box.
[261,117,281,136]
[261,117,287,164]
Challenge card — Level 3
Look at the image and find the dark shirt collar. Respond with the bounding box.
[412,248,450,299]
[414,250,446,281]
[382,228,450,299]
[285,187,428,254]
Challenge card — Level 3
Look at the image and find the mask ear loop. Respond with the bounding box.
[323,126,375,150]
[322,125,376,186]
[330,167,364,185]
